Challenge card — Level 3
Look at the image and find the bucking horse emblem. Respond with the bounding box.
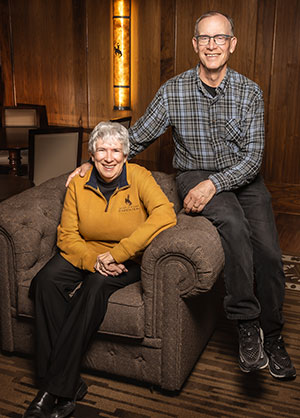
[114,42,122,57]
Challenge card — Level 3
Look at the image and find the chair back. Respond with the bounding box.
[29,127,83,186]
[110,116,132,128]
[2,104,48,128]
[0,105,48,169]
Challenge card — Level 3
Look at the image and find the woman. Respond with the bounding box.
[23,121,176,418]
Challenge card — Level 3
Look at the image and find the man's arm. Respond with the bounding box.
[128,87,170,159]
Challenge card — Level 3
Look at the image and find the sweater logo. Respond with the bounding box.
[119,194,139,213]
[125,194,132,206]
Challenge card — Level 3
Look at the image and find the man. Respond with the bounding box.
[69,11,296,380]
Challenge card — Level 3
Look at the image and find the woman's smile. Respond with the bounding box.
[91,138,127,182]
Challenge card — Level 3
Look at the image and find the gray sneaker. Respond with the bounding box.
[238,320,269,373]
[264,336,296,380]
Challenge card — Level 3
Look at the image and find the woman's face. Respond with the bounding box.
[91,137,127,182]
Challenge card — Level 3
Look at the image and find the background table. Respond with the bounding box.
[0,127,30,175]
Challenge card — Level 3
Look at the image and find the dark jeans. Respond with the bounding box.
[176,170,285,338]
[29,253,141,398]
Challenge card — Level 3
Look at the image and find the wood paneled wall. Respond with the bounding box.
[0,0,299,213]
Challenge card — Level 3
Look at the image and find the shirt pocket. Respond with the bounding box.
[223,118,244,152]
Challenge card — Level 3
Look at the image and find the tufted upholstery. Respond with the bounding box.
[0,171,224,391]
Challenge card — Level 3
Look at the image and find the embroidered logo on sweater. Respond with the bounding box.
[125,194,132,206]
[119,194,139,213]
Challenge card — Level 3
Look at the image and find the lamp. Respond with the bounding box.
[113,0,131,110]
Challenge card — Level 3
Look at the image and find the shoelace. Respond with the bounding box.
[275,337,285,351]
[266,336,284,352]
[266,337,291,367]
[239,323,260,341]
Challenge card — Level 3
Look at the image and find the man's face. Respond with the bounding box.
[192,14,237,74]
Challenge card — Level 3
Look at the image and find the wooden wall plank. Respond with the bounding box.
[254,0,276,129]
[86,0,113,127]
[253,0,276,176]
[157,0,176,173]
[129,0,161,170]
[160,0,176,85]
[10,0,88,126]
[264,0,300,185]
[0,0,15,107]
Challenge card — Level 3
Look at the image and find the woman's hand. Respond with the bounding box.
[94,252,128,276]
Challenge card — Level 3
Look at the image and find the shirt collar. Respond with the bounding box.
[85,162,129,191]
[194,64,231,96]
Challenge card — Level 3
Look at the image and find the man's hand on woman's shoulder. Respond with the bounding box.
[65,162,92,187]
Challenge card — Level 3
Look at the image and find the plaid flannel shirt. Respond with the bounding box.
[128,65,265,193]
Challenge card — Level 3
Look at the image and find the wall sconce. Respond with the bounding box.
[113,0,131,110]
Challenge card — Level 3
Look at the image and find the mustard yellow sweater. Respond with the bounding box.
[57,163,176,272]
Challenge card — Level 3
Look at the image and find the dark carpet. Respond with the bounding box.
[0,255,299,417]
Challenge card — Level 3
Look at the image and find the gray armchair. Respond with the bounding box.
[0,171,224,391]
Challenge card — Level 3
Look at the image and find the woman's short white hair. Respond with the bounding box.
[88,121,130,156]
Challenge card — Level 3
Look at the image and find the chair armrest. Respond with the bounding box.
[142,211,224,295]
[141,211,224,337]
[0,175,67,351]
[0,175,67,302]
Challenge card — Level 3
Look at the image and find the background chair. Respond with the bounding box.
[15,103,48,127]
[28,126,83,186]
[110,116,132,128]
[1,104,48,128]
[0,104,48,172]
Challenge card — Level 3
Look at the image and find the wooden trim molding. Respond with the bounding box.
[266,182,300,215]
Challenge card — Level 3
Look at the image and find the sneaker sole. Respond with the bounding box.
[268,364,297,380]
[239,356,269,373]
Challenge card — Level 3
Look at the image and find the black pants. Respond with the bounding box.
[176,171,285,338]
[29,253,141,398]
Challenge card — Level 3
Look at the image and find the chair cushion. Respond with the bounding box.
[17,280,145,339]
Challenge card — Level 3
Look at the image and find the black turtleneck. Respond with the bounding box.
[95,169,121,203]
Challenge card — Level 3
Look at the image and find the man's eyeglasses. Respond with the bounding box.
[195,34,233,46]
